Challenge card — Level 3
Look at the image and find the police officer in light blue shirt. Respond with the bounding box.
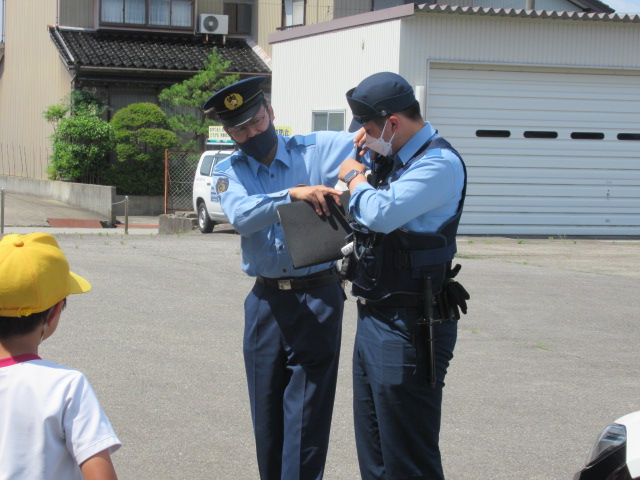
[338,72,470,480]
[203,76,357,480]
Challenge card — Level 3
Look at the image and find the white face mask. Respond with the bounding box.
[364,119,395,157]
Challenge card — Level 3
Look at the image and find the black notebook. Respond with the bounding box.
[277,192,352,269]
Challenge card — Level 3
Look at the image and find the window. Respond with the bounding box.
[100,0,193,29]
[200,155,215,176]
[523,131,558,139]
[282,0,305,28]
[373,0,403,10]
[617,133,640,141]
[473,129,640,141]
[224,2,252,34]
[476,130,510,138]
[312,111,344,132]
[570,132,604,140]
[372,0,414,10]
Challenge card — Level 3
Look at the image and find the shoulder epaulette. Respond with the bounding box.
[286,133,316,150]
[214,150,246,172]
[216,156,234,171]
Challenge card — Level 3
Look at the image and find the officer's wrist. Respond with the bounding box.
[344,169,366,186]
[348,174,367,191]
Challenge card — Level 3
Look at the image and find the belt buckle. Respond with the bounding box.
[278,279,292,290]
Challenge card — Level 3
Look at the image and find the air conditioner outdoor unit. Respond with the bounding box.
[198,14,229,35]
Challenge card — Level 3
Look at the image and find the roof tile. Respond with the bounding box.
[49,27,271,75]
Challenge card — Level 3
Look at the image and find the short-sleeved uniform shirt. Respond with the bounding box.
[212,131,356,278]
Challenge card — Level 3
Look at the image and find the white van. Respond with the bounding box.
[192,149,235,233]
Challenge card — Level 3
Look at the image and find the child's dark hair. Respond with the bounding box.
[0,299,66,340]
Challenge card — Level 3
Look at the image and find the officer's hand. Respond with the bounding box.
[289,185,343,216]
[354,127,367,156]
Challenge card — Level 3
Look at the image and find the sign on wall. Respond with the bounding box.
[208,125,293,145]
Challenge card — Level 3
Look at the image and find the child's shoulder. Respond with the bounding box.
[5,357,88,386]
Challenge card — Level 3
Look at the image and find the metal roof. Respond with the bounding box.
[270,2,640,45]
[415,3,639,22]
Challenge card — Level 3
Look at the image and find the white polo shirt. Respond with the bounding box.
[0,355,121,480]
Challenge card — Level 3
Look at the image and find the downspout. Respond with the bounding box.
[51,25,78,89]
[52,26,76,66]
[2,0,6,43]
[193,0,197,35]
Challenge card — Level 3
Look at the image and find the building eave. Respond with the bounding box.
[270,2,640,45]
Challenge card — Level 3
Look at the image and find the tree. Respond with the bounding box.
[43,89,113,184]
[159,47,239,150]
[105,103,179,195]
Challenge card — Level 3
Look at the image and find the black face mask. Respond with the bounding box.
[237,121,278,159]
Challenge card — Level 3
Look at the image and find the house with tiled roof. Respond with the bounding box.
[0,0,617,180]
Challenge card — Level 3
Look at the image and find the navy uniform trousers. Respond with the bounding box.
[353,303,458,480]
[243,279,344,480]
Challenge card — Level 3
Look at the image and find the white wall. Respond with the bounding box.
[270,20,403,135]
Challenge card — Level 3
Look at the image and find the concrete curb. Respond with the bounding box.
[158,213,197,234]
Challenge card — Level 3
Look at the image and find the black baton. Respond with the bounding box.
[424,276,437,388]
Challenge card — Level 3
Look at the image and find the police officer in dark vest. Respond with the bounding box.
[338,72,470,480]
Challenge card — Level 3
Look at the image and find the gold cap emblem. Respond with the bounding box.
[224,93,243,111]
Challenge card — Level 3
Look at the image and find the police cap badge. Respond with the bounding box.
[203,76,266,128]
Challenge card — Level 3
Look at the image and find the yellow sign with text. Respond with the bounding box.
[208,126,293,144]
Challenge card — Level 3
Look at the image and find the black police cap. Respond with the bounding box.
[203,76,266,127]
[346,72,417,132]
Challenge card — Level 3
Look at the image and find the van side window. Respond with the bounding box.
[200,156,215,176]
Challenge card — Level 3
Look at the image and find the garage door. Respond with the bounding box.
[427,65,640,236]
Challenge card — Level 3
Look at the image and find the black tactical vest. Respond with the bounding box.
[350,136,467,302]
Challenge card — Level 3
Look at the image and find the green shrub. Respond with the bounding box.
[48,115,114,183]
[107,103,178,195]
[43,88,112,184]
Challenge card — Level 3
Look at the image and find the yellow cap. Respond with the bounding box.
[0,233,91,317]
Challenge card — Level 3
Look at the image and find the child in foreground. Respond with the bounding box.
[0,232,121,480]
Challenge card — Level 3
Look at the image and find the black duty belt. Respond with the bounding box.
[358,294,435,308]
[358,294,453,322]
[256,268,339,291]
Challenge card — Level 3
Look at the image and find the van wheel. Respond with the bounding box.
[198,202,215,233]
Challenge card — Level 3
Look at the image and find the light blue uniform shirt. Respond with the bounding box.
[349,122,465,234]
[213,131,356,278]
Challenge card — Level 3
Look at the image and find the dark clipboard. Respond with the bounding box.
[277,192,352,269]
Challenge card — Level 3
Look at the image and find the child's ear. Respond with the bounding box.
[49,300,65,321]
[43,300,65,339]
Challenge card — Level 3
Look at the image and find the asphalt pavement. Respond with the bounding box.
[2,194,640,479]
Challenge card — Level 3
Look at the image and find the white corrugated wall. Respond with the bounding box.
[271,19,403,135]
[398,14,640,89]
[428,65,640,235]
